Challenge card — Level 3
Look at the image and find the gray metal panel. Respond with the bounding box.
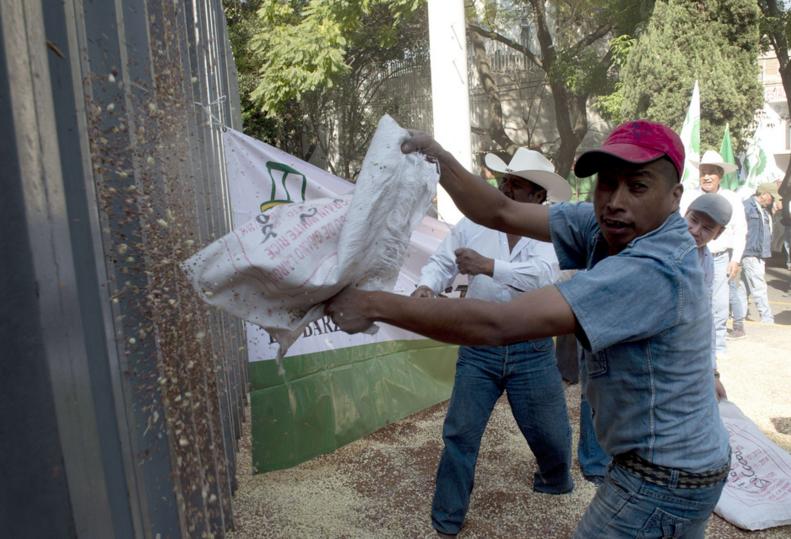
[77,0,185,535]
[1,0,246,536]
[205,0,245,459]
[0,0,116,536]
[41,0,138,535]
[210,0,247,505]
[0,5,77,535]
[182,1,241,516]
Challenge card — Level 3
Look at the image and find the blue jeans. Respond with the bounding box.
[573,463,726,538]
[577,343,610,479]
[737,257,774,323]
[711,251,730,355]
[432,341,573,535]
[730,274,747,325]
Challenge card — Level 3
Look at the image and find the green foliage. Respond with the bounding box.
[618,0,763,152]
[467,1,654,175]
[248,0,424,115]
[224,0,429,177]
[477,0,651,99]
[758,4,791,52]
[592,34,635,122]
[225,0,299,146]
[757,0,791,190]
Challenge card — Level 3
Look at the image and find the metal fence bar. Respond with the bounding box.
[206,0,246,469]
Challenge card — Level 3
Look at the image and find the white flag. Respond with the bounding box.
[740,105,785,199]
[679,80,700,190]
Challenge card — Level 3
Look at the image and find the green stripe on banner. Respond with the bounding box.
[249,339,458,473]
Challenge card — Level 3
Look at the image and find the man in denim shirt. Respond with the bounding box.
[326,120,731,538]
[733,182,778,325]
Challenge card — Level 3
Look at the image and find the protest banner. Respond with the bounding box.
[221,126,458,472]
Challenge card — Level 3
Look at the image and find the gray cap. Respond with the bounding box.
[687,193,732,226]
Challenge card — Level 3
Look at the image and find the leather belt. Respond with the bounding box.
[613,451,730,489]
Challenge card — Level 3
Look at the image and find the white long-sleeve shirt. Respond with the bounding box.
[680,187,747,261]
[417,218,560,303]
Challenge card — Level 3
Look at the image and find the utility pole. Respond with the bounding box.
[427,0,471,225]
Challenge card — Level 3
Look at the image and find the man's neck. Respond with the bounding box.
[507,233,520,252]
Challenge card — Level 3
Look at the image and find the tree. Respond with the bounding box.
[466,0,654,177]
[758,0,791,193]
[225,0,301,151]
[617,0,763,155]
[224,0,429,179]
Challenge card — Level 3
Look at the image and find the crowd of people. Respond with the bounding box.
[680,151,781,345]
[324,120,786,537]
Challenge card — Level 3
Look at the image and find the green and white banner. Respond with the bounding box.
[222,129,458,472]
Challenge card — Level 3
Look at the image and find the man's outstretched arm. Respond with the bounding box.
[401,134,551,242]
[326,285,577,345]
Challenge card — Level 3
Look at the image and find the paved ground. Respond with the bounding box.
[761,257,790,324]
[228,261,791,539]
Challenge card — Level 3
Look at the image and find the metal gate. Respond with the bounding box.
[1,0,246,536]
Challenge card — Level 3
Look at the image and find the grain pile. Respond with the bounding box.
[229,320,791,538]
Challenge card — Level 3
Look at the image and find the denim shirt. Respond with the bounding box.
[743,197,772,259]
[549,202,730,472]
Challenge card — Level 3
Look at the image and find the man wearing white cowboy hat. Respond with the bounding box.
[412,147,573,537]
[483,147,574,202]
[680,149,748,351]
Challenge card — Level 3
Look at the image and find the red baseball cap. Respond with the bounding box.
[573,120,685,180]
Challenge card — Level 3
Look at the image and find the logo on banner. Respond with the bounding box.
[260,161,308,212]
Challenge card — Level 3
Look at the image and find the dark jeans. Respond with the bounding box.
[432,341,574,535]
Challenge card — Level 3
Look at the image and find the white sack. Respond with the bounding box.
[714,400,791,530]
[182,115,438,362]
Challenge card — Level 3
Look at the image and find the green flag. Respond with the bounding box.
[719,124,739,190]
[679,81,700,190]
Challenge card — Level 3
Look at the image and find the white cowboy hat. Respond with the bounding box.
[484,148,572,202]
[694,150,738,174]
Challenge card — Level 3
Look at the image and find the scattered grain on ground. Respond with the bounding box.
[229,321,791,538]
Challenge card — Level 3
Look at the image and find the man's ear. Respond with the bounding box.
[713,225,726,241]
[670,182,683,211]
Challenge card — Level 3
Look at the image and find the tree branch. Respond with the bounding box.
[467,23,543,69]
[568,24,612,56]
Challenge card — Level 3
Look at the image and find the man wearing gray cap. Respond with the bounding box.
[680,150,748,355]
[685,193,732,400]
